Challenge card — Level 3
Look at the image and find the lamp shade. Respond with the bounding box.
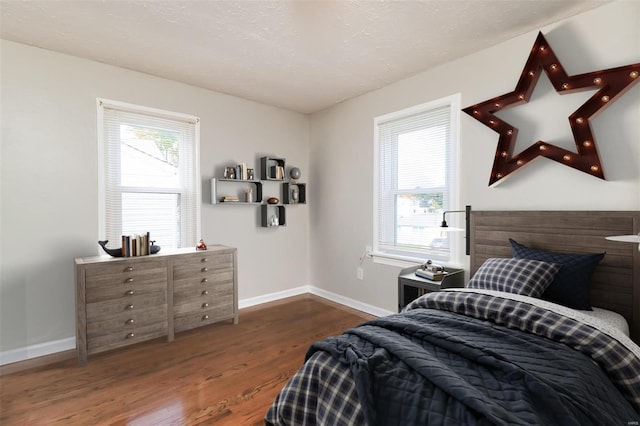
[605,233,640,251]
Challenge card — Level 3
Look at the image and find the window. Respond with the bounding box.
[97,99,200,251]
[374,94,460,265]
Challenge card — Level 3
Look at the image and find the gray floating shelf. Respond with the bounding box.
[211,178,263,204]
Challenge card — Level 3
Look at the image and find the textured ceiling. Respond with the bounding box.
[0,0,609,113]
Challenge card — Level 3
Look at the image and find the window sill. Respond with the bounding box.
[371,251,464,270]
[371,252,423,268]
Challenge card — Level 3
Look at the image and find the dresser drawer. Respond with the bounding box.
[87,321,168,355]
[86,305,167,338]
[85,261,167,289]
[86,280,166,303]
[174,281,233,305]
[172,253,233,280]
[173,270,234,291]
[173,303,235,333]
[173,294,233,317]
[86,291,166,320]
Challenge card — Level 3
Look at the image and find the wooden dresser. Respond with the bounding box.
[75,246,237,365]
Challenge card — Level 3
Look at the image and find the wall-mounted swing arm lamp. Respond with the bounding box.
[440,205,472,256]
[605,233,640,251]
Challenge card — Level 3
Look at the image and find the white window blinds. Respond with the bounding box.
[374,94,460,263]
[98,99,200,251]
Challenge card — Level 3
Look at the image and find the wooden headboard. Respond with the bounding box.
[469,210,640,344]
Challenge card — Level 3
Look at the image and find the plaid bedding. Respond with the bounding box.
[265,351,365,425]
[265,290,640,425]
[405,290,640,410]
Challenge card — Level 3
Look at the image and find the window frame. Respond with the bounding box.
[97,98,201,252]
[373,94,461,267]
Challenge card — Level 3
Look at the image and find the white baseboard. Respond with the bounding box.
[308,287,395,318]
[238,285,311,309]
[239,285,394,318]
[0,337,75,366]
[0,286,393,366]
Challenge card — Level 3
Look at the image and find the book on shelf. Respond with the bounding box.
[236,163,248,180]
[269,165,285,179]
[120,231,151,257]
[415,269,447,281]
[221,196,240,202]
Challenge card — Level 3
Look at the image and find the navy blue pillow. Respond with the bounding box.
[509,238,605,310]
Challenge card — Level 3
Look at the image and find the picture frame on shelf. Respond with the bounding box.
[224,166,236,179]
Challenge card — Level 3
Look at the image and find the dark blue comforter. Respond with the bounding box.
[305,309,639,425]
[266,291,640,425]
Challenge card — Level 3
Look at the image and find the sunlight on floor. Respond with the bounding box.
[127,399,184,425]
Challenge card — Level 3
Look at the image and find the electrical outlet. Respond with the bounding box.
[357,267,364,280]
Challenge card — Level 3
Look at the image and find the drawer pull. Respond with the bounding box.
[202,314,209,320]
[201,278,208,283]
[126,304,134,310]
[125,290,134,296]
[202,302,209,308]
[201,267,208,273]
[125,266,134,272]
[126,332,135,338]
[202,290,209,296]
[126,318,135,324]
[125,278,134,283]
[201,258,208,263]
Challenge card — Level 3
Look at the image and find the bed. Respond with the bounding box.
[265,210,640,425]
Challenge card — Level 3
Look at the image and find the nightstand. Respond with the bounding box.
[398,265,465,312]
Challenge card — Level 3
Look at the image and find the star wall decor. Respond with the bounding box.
[462,32,640,186]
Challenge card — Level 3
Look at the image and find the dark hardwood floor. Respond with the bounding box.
[0,294,374,425]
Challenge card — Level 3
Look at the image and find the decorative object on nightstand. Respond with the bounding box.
[606,233,640,251]
[196,239,207,250]
[415,260,446,281]
[397,264,464,312]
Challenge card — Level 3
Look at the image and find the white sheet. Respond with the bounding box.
[586,307,630,337]
[443,288,640,359]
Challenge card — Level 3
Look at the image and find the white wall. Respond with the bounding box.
[309,0,640,313]
[0,40,310,359]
